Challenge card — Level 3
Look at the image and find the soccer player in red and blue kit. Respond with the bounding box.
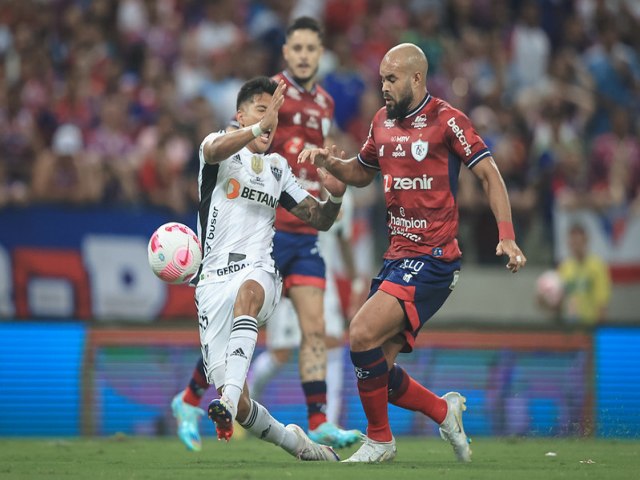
[299,43,527,463]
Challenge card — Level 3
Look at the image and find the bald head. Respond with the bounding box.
[379,43,428,120]
[382,43,428,80]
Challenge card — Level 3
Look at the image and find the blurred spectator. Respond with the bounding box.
[507,0,551,99]
[322,34,366,131]
[556,223,611,325]
[589,107,640,215]
[31,123,102,205]
[86,95,138,204]
[194,0,243,59]
[583,15,640,136]
[200,48,245,124]
[137,110,192,214]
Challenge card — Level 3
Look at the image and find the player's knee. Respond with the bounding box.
[235,282,265,317]
[349,320,378,351]
[299,315,325,336]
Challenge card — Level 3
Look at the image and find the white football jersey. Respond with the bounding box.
[196,131,310,284]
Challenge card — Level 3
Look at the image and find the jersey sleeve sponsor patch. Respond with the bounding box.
[444,112,490,168]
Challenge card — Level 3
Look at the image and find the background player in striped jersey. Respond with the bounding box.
[299,43,527,463]
[267,17,360,448]
[190,76,346,460]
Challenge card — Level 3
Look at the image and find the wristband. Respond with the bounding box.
[328,193,343,204]
[498,221,515,241]
[251,123,263,138]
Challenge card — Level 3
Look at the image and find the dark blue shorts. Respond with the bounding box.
[369,255,461,352]
[273,231,326,294]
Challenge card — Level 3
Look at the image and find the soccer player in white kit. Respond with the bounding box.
[195,76,345,461]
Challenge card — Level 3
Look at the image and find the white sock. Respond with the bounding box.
[249,350,284,400]
[325,346,344,425]
[239,399,298,454]
[223,315,258,411]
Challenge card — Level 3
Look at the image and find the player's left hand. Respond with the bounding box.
[318,167,346,199]
[496,239,526,273]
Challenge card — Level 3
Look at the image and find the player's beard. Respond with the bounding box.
[385,85,414,120]
[292,65,319,87]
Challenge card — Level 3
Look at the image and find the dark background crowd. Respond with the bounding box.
[0,0,639,266]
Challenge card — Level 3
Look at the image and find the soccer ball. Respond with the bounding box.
[147,222,202,284]
[536,269,564,308]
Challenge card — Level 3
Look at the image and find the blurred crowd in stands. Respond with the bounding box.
[0,0,639,265]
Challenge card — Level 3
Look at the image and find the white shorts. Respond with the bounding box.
[196,267,281,387]
[266,269,345,350]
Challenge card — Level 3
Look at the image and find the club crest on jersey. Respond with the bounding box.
[251,155,263,174]
[384,119,395,128]
[270,163,282,181]
[411,140,429,162]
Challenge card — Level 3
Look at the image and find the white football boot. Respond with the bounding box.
[439,392,472,462]
[342,435,397,463]
[285,424,340,461]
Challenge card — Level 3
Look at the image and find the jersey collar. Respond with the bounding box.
[403,93,431,119]
[282,70,317,95]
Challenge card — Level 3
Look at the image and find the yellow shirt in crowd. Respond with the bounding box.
[558,254,612,325]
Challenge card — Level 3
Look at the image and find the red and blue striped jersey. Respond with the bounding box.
[271,71,335,235]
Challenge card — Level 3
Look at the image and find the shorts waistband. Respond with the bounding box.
[197,260,251,284]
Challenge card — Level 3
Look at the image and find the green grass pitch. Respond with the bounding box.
[1,436,638,480]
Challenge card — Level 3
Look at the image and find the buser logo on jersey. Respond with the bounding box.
[383,174,434,192]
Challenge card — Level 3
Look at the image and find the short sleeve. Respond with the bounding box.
[357,122,380,170]
[278,159,311,211]
[444,110,491,169]
[198,131,224,164]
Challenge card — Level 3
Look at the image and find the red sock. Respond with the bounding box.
[308,412,327,431]
[302,381,328,430]
[183,388,202,407]
[183,358,210,406]
[388,365,447,424]
[358,376,392,441]
[351,348,392,442]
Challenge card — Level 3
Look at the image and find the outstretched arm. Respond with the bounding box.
[289,196,342,231]
[288,168,347,231]
[472,157,527,273]
[298,146,377,187]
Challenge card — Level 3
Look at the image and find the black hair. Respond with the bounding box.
[286,16,324,44]
[236,76,278,110]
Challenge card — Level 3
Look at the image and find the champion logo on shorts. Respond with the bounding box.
[230,348,247,359]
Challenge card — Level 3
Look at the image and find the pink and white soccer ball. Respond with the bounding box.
[147,222,202,284]
[536,269,564,308]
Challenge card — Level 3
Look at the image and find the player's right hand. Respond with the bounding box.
[496,239,527,273]
[298,146,329,168]
[259,80,286,133]
[299,144,346,169]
